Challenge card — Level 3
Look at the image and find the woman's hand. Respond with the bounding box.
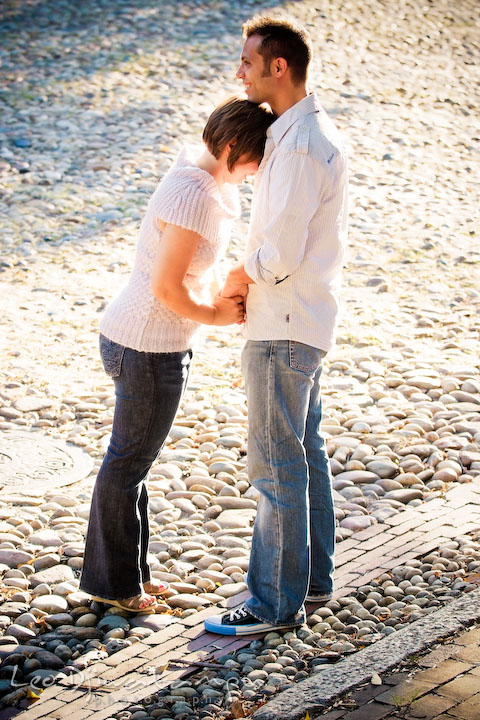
[211,293,245,325]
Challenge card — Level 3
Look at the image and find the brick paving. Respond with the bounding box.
[11,481,480,719]
[321,626,480,720]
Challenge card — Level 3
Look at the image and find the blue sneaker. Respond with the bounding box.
[204,604,302,636]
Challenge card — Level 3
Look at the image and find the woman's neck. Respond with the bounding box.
[195,148,225,187]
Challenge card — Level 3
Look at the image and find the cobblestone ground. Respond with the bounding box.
[0,0,479,719]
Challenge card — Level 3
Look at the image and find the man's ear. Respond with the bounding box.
[272,57,288,78]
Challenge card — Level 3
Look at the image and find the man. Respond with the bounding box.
[205,14,348,636]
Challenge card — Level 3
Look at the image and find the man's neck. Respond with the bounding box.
[270,86,308,117]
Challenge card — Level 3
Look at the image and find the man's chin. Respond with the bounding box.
[246,90,264,104]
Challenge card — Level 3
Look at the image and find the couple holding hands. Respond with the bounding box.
[80,14,348,637]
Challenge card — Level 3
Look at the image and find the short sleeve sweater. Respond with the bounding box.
[100,145,240,352]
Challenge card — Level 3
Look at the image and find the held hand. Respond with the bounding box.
[221,266,250,300]
[211,294,245,326]
[220,281,249,300]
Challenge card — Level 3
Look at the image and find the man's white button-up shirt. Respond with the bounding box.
[243,93,348,352]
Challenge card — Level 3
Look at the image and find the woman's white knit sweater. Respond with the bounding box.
[100,146,240,352]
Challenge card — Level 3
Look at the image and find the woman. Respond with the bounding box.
[80,96,274,613]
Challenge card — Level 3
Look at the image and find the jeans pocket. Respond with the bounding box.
[99,334,126,378]
[288,340,325,375]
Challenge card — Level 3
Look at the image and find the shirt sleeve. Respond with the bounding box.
[244,151,329,286]
[151,175,220,245]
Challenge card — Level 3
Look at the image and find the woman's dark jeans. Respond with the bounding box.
[80,335,192,600]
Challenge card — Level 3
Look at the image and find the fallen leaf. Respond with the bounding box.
[464,573,480,585]
[231,698,246,718]
[371,672,382,685]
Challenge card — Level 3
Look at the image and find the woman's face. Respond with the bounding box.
[226,156,260,184]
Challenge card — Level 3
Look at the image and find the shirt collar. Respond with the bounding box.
[269,93,320,145]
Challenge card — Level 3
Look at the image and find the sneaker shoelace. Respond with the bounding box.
[230,605,250,621]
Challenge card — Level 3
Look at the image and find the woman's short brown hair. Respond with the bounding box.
[202,95,275,172]
[242,14,312,85]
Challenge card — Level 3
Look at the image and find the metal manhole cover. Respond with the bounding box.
[0,431,94,491]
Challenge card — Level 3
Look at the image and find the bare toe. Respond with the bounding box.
[125,593,156,611]
[143,579,169,596]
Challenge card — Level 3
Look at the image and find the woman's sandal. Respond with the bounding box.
[143,579,169,596]
[90,593,158,614]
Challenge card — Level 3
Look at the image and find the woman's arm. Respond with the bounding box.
[151,224,244,326]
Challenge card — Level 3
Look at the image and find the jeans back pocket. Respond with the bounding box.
[288,340,325,375]
[99,334,126,378]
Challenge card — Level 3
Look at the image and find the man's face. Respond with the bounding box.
[236,34,274,104]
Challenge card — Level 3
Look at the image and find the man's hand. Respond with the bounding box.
[220,263,254,299]
[220,263,254,324]
[221,280,249,299]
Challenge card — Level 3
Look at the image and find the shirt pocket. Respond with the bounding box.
[99,334,126,378]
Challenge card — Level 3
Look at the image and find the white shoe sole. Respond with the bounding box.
[204,615,301,636]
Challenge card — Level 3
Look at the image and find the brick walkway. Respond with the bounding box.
[321,624,480,720]
[12,480,480,720]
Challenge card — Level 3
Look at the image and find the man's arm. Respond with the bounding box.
[221,151,329,300]
[243,151,327,286]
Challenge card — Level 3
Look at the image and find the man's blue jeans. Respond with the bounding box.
[80,335,192,600]
[242,340,335,626]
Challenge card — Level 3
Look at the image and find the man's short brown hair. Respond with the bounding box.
[202,95,275,172]
[242,14,312,84]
